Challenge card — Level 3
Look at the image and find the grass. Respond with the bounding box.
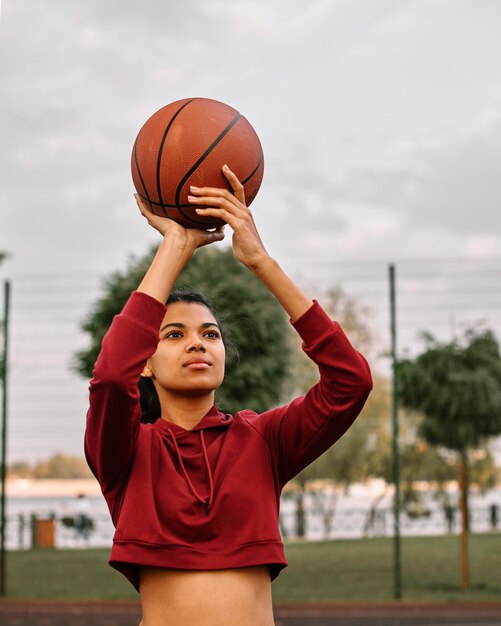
[5,533,501,602]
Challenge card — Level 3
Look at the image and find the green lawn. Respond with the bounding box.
[6,533,501,602]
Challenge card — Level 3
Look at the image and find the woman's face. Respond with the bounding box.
[146,301,225,398]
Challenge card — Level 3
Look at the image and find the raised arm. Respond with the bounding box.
[85,200,225,498]
[85,292,166,498]
[189,168,372,484]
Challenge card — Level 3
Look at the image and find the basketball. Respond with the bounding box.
[131,98,264,229]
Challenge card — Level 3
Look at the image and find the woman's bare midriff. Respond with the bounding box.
[138,565,275,626]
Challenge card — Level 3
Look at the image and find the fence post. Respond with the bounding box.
[18,513,25,550]
[389,265,402,600]
[31,514,37,549]
[1,280,11,597]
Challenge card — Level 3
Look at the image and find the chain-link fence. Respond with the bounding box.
[1,257,500,600]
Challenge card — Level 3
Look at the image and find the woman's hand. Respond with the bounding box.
[187,165,269,269]
[135,194,225,253]
[187,168,312,320]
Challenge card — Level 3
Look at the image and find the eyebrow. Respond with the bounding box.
[159,322,221,334]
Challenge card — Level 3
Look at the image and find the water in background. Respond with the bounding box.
[6,486,501,550]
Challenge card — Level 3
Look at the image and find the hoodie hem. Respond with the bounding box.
[109,539,288,592]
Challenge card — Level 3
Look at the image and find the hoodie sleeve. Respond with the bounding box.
[84,291,166,497]
[242,300,373,487]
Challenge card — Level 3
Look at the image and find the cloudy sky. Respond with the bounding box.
[1,0,501,462]
[1,0,501,279]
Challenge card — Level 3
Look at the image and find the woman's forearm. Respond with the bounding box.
[249,256,313,322]
[137,234,194,304]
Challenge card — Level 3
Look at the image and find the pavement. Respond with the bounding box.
[0,601,500,626]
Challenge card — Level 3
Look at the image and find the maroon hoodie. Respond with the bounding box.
[85,291,372,591]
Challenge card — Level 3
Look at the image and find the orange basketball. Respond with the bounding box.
[131,98,264,229]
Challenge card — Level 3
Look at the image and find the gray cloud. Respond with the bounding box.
[326,113,501,236]
[1,0,501,277]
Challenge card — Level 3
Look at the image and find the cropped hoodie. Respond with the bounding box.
[85,291,372,591]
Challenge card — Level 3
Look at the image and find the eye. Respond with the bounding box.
[164,330,183,339]
[204,330,221,339]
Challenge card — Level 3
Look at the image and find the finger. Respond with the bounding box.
[189,186,249,215]
[134,193,145,210]
[222,164,246,205]
[195,206,242,228]
[134,193,147,208]
[135,194,174,234]
[188,194,247,219]
[207,227,225,243]
[135,193,154,217]
[189,185,238,203]
[197,226,226,247]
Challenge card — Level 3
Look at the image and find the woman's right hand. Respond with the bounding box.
[135,194,225,252]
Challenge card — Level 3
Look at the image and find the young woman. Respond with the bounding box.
[85,165,372,626]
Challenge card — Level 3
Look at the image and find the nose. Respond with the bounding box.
[186,337,206,352]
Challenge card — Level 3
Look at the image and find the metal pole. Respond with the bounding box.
[1,280,11,596]
[459,449,470,590]
[389,265,402,600]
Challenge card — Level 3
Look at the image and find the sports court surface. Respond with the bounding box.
[0,601,500,626]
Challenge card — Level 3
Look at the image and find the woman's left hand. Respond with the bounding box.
[187,165,269,270]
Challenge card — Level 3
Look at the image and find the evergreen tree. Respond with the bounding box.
[398,327,501,590]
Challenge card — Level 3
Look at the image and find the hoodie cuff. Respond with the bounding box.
[291,300,338,347]
[121,291,167,331]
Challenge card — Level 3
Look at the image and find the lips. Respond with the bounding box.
[183,358,212,369]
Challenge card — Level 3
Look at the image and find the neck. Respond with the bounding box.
[154,386,215,430]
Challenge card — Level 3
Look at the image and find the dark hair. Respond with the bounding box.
[138,290,226,424]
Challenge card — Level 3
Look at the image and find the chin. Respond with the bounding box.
[180,389,217,400]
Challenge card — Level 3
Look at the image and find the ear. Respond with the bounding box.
[140,363,153,378]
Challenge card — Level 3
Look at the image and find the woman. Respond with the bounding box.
[85,165,372,626]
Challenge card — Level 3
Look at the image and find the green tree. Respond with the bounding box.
[398,327,501,590]
[75,245,291,414]
[283,287,383,537]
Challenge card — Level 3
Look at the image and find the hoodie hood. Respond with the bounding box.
[152,404,233,436]
[152,405,233,513]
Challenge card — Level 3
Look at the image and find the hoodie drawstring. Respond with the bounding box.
[167,428,214,515]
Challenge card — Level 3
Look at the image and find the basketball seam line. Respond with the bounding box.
[174,112,242,226]
[155,98,196,218]
[137,195,203,209]
[241,154,263,185]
